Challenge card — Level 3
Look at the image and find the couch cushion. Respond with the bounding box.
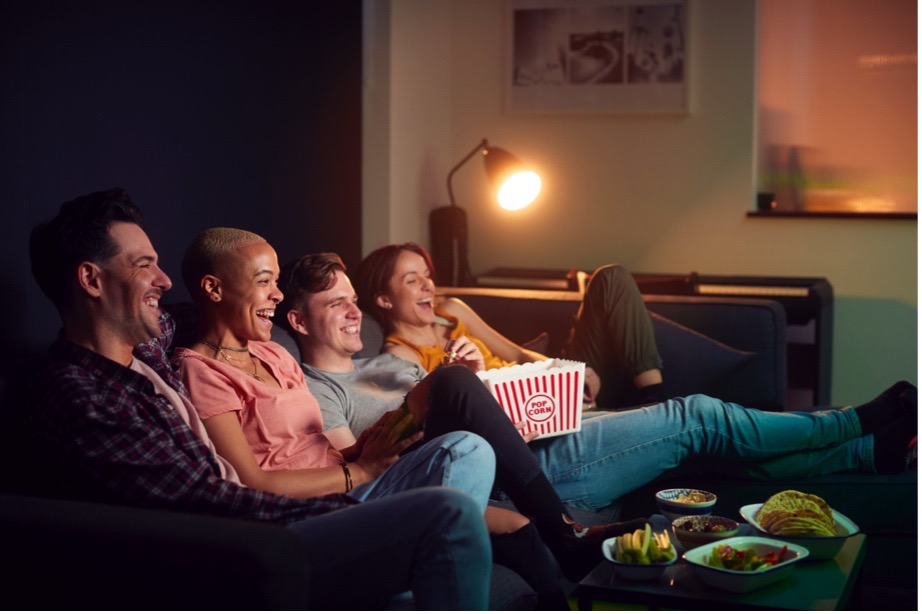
[644,295,787,410]
[651,313,755,403]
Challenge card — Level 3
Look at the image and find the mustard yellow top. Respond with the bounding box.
[384,308,516,373]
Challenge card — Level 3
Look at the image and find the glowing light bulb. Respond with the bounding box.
[497,171,542,211]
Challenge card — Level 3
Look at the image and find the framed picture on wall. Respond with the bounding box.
[506,0,688,114]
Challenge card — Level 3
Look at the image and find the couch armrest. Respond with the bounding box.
[0,493,313,610]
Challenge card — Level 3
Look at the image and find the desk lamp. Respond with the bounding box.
[429,138,541,286]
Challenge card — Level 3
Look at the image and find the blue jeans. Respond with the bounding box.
[351,431,495,513]
[530,394,871,511]
[287,487,491,610]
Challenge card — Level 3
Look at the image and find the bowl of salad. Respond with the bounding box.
[682,536,809,593]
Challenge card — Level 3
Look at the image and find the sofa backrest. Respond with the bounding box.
[441,287,788,410]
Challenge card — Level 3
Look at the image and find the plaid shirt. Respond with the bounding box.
[29,307,354,524]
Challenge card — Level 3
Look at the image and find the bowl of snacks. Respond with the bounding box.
[655,488,716,521]
[683,536,809,593]
[602,522,677,580]
[740,489,858,560]
[672,515,740,549]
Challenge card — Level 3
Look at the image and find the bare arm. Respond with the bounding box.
[438,297,548,364]
[203,410,421,498]
[324,425,357,450]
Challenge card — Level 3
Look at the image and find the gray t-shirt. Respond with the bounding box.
[303,353,427,437]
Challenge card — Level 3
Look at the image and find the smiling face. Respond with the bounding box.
[297,269,364,360]
[211,240,283,344]
[377,249,437,328]
[97,222,173,348]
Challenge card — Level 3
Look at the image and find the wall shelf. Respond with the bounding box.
[747,210,917,220]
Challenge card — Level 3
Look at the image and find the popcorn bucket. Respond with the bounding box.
[477,359,585,439]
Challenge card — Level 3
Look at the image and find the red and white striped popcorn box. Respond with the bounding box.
[477,359,585,440]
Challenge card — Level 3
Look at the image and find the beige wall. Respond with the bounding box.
[363,0,918,405]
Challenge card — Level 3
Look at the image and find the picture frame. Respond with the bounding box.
[506,0,688,114]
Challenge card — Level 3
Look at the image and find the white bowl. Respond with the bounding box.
[739,503,859,560]
[602,537,678,581]
[655,488,717,521]
[682,536,809,593]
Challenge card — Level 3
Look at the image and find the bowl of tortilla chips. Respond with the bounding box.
[739,490,859,560]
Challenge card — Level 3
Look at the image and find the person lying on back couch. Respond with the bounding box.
[26,188,494,611]
[278,251,917,538]
[360,243,665,409]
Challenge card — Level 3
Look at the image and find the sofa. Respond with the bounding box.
[2,287,914,609]
[433,286,917,598]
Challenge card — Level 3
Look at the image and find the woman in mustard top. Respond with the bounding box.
[356,242,663,409]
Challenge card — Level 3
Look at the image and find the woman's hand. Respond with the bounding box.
[341,407,407,461]
[353,410,422,480]
[442,335,486,372]
[583,366,601,407]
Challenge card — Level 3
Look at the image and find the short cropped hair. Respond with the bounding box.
[355,242,435,328]
[278,253,348,325]
[30,187,144,311]
[181,227,265,300]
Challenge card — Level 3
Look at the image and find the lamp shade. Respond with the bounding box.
[432,138,541,286]
[482,146,542,211]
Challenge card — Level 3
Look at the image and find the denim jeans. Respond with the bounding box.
[529,394,871,511]
[350,431,495,513]
[287,487,492,610]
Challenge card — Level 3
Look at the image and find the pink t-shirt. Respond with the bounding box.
[174,341,343,471]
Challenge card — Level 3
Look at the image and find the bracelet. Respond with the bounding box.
[340,462,353,493]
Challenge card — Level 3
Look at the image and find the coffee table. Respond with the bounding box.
[577,515,866,610]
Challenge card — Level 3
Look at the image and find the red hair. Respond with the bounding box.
[355,242,436,329]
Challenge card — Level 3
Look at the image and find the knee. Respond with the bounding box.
[414,487,491,538]
[676,394,724,414]
[589,263,633,289]
[583,264,637,304]
[433,431,496,469]
[425,487,484,520]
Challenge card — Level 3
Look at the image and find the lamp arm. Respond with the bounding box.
[446,138,489,207]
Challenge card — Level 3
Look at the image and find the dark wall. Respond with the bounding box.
[1,0,361,356]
